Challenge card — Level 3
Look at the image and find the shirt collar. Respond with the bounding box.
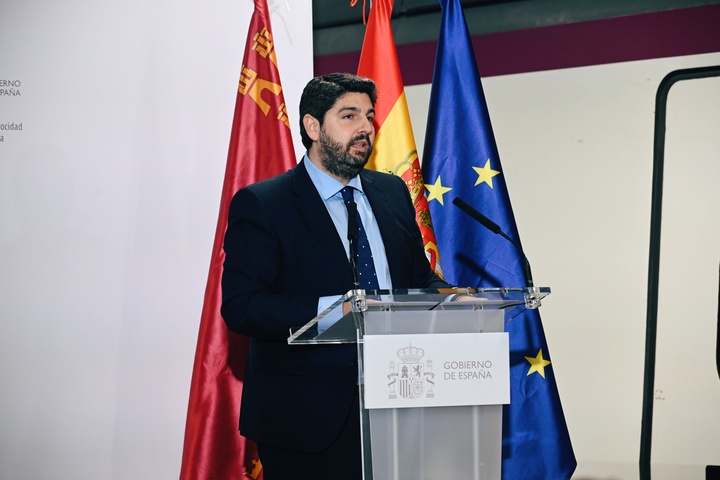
[303,153,364,200]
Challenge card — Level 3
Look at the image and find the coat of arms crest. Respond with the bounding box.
[388,343,435,400]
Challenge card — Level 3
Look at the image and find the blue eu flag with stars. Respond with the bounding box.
[422,0,577,478]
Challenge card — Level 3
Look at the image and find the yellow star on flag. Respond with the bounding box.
[473,159,501,188]
[525,348,551,378]
[425,176,452,205]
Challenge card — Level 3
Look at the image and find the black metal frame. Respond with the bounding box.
[640,65,720,480]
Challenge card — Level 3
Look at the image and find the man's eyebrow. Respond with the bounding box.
[337,105,376,115]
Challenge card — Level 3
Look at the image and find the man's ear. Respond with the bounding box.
[303,114,320,142]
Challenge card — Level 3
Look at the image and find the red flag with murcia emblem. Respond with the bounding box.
[180,1,295,478]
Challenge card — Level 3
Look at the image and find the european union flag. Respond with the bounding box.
[422,0,577,478]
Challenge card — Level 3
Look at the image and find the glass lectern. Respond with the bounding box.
[288,287,549,480]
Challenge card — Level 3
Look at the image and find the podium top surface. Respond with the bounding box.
[287,287,549,345]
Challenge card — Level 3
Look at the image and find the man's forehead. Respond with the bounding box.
[331,92,374,111]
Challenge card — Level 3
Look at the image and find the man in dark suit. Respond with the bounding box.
[221,73,449,480]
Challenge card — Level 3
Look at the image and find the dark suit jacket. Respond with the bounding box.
[221,159,449,453]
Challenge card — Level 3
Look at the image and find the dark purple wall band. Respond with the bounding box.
[315,4,720,83]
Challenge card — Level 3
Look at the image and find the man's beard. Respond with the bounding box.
[318,128,373,181]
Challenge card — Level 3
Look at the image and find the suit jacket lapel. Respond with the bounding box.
[290,160,353,288]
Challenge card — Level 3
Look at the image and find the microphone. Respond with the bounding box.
[346,201,361,289]
[452,197,535,288]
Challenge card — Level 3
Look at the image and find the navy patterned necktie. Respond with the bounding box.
[340,186,379,290]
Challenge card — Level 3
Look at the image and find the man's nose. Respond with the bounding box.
[358,117,374,136]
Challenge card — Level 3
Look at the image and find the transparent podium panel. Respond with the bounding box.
[287,288,549,345]
[287,288,550,480]
[359,309,504,480]
[364,404,502,480]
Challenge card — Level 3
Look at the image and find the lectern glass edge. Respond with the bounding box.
[287,287,549,345]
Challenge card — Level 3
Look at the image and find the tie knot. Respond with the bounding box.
[340,186,355,204]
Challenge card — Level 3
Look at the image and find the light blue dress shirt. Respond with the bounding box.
[303,156,393,330]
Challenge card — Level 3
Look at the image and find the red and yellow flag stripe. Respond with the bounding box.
[357,0,442,276]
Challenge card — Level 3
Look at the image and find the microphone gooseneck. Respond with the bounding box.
[451,197,535,288]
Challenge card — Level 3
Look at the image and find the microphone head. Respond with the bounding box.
[452,197,501,234]
[451,197,534,288]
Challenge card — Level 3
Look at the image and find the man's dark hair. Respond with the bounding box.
[299,73,377,150]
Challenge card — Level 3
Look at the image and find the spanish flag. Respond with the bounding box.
[357,0,442,276]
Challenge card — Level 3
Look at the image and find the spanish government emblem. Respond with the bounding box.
[388,344,435,400]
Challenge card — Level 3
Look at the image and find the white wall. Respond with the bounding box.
[407,52,720,479]
[0,0,312,478]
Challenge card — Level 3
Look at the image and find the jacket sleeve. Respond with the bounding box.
[220,186,318,341]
